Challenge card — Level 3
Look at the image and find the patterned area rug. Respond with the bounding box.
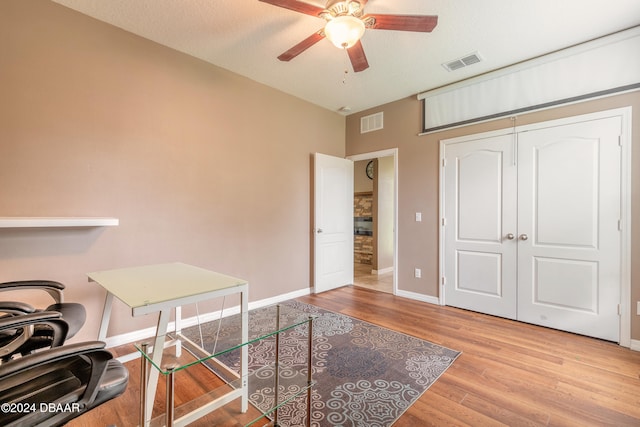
[181,300,461,426]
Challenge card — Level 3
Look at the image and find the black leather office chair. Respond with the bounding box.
[0,314,129,427]
[0,312,69,361]
[0,280,86,360]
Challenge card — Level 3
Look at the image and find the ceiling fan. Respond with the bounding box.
[259,0,438,72]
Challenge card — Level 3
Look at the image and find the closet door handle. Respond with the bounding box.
[506,233,515,240]
[519,234,529,241]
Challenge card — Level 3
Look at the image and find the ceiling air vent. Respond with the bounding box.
[442,52,483,72]
[361,112,384,134]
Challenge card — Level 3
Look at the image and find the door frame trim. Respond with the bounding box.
[439,107,632,347]
[348,149,398,295]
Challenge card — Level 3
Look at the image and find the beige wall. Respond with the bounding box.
[354,160,374,193]
[0,1,345,341]
[376,156,394,272]
[346,92,640,341]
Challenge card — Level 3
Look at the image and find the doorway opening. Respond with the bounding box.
[349,149,398,294]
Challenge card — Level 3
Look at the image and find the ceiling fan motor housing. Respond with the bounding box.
[323,0,364,19]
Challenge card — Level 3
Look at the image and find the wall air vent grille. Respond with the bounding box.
[443,52,483,72]
[360,111,384,133]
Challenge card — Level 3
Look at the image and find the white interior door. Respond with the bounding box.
[517,117,622,341]
[443,134,518,318]
[442,113,623,342]
[314,153,354,293]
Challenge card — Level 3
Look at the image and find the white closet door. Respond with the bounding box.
[443,134,518,319]
[517,116,622,341]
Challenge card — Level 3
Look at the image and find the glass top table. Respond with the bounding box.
[88,262,247,316]
[135,304,316,427]
[87,263,249,425]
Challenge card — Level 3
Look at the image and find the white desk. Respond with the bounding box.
[88,262,249,425]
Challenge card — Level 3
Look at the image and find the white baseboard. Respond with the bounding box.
[630,339,640,352]
[372,267,394,275]
[104,287,312,348]
[395,289,440,305]
[248,287,311,311]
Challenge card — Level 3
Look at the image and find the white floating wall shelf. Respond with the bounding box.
[0,217,119,228]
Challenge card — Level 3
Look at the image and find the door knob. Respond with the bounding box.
[317,228,323,234]
[519,234,528,241]
[506,233,515,240]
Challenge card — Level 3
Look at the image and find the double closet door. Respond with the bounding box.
[442,114,623,342]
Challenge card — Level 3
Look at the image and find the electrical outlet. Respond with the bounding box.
[415,212,422,222]
[414,268,421,278]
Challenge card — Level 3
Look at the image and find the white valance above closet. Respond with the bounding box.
[418,26,640,133]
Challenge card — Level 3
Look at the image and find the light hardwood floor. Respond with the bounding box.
[69,286,640,426]
[353,262,393,293]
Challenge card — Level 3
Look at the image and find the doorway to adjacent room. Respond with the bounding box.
[349,149,397,294]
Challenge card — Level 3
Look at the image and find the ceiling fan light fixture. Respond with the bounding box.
[324,15,365,49]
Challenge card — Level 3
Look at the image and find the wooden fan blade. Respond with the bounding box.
[366,14,438,32]
[347,40,369,72]
[277,30,325,62]
[259,0,325,17]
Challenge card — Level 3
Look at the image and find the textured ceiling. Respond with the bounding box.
[52,0,640,114]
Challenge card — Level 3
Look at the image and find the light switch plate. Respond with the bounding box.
[415,212,422,222]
